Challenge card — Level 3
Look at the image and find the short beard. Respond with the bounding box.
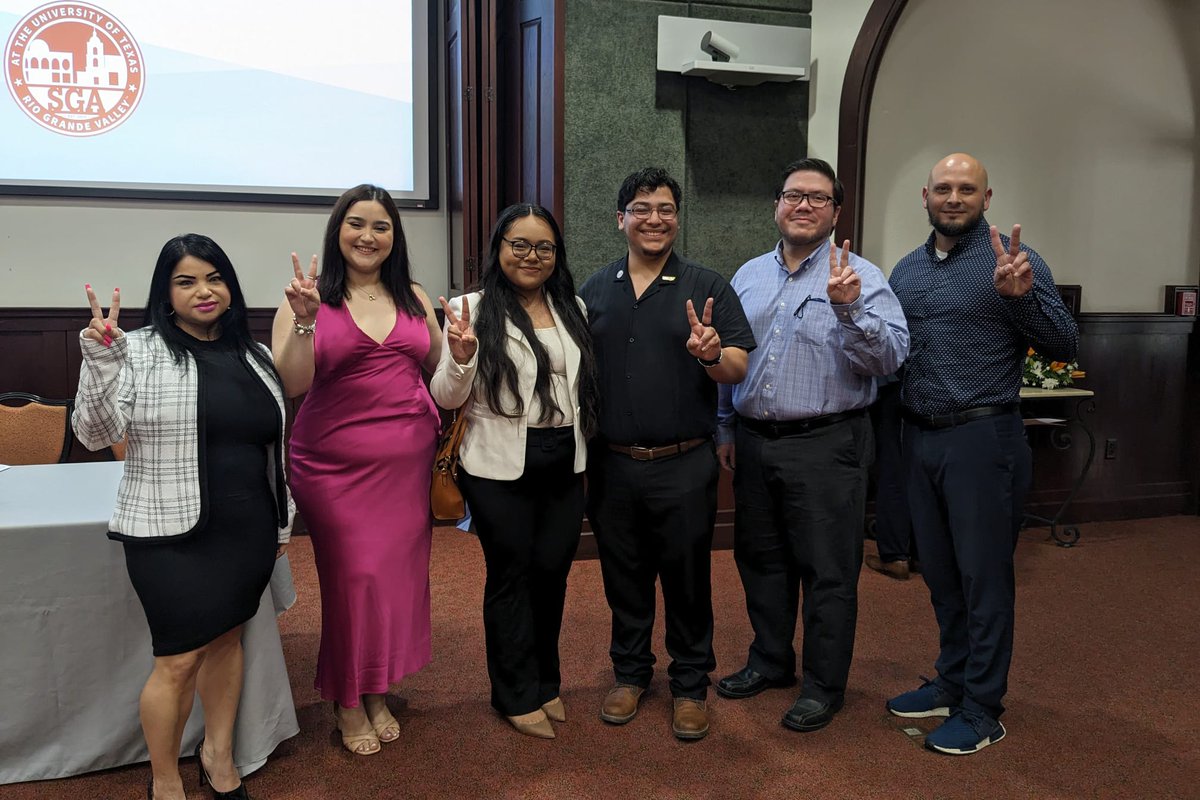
[781,224,834,249]
[927,206,981,238]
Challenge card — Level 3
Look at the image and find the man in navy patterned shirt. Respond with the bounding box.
[887,153,1078,755]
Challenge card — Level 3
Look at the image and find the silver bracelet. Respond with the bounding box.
[292,315,316,336]
[697,348,723,368]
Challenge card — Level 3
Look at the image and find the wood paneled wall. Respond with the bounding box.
[2,309,1194,531]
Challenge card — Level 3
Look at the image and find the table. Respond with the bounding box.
[1019,387,1097,547]
[0,462,299,785]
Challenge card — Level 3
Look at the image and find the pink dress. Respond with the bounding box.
[289,302,440,706]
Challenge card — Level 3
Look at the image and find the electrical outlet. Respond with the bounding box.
[1104,438,1118,459]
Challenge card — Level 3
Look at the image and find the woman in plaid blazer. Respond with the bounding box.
[73,234,293,800]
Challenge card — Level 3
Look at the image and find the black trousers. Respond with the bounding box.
[871,382,917,562]
[586,442,719,699]
[732,414,873,704]
[902,411,1031,721]
[458,427,583,716]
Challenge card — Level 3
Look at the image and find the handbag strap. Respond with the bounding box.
[445,407,468,453]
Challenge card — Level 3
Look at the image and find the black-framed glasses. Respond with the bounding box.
[794,294,828,318]
[623,203,678,220]
[778,190,836,209]
[503,237,557,261]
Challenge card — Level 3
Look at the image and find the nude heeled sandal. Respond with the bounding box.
[334,702,382,756]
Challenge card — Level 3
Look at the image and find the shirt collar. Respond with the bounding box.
[613,250,682,286]
[923,215,991,259]
[773,238,831,274]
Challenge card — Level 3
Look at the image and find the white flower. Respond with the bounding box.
[1041,377,1059,389]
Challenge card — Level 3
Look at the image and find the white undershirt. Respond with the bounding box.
[527,326,574,428]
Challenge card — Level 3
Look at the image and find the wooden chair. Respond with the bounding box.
[0,392,74,465]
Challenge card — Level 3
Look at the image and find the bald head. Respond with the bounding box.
[927,153,989,192]
[923,152,992,245]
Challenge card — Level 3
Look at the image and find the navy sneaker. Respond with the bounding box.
[924,710,1006,755]
[886,677,959,718]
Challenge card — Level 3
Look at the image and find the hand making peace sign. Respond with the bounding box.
[285,253,321,322]
[826,239,861,305]
[686,297,721,362]
[991,224,1033,298]
[83,284,122,347]
[438,296,477,365]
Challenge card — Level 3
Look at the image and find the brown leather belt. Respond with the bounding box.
[607,437,708,461]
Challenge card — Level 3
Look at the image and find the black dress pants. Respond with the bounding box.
[732,415,873,704]
[586,443,719,699]
[871,381,917,562]
[458,427,583,716]
[902,411,1031,721]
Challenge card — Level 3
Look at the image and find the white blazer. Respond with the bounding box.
[429,291,588,481]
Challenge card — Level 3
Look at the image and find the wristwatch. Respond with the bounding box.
[697,348,723,368]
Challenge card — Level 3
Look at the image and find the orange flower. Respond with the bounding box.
[1027,347,1036,356]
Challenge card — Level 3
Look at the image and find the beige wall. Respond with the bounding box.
[860,0,1199,311]
[806,0,874,165]
[0,198,450,308]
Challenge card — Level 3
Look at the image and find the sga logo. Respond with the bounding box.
[4,2,144,137]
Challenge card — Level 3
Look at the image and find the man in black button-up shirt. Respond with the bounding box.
[579,167,755,740]
[887,153,1078,756]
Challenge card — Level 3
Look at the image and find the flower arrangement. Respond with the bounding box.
[1023,348,1085,389]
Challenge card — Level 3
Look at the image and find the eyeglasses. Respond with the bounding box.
[794,294,828,319]
[778,191,836,209]
[503,237,557,261]
[623,203,678,220]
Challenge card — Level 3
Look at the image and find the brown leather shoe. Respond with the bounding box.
[600,684,644,724]
[865,553,910,580]
[672,698,709,740]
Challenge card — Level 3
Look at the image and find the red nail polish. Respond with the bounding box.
[105,324,111,333]
[104,337,112,347]
[85,284,91,289]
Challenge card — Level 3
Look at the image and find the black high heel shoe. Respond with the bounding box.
[195,738,252,799]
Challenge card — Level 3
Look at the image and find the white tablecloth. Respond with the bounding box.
[0,461,299,785]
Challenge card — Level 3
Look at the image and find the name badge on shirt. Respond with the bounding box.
[660,275,676,282]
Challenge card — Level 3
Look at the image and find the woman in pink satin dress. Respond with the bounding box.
[271,184,442,756]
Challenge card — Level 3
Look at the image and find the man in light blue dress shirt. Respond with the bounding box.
[715,158,909,732]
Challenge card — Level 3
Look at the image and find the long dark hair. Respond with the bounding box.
[146,233,280,382]
[473,204,598,439]
[316,183,424,318]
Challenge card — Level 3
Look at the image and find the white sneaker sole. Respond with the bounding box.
[888,705,953,719]
[925,722,1006,755]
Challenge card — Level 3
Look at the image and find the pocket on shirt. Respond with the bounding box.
[792,308,831,348]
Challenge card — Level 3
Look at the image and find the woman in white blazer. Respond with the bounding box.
[430,204,598,739]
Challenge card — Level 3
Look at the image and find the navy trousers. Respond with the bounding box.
[902,411,1032,721]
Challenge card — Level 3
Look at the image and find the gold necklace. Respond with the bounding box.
[355,284,383,301]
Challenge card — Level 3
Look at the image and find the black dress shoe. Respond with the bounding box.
[715,666,796,699]
[781,695,844,732]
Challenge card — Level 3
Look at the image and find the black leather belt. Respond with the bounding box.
[607,438,708,461]
[901,404,1019,430]
[737,409,864,438]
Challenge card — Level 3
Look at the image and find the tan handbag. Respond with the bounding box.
[430,409,468,522]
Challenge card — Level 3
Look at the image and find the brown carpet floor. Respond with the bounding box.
[4,517,1199,799]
